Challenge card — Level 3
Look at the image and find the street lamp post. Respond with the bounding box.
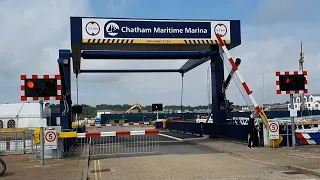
[261,72,265,110]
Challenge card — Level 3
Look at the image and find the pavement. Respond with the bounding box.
[89,127,218,160]
[1,153,85,180]
[2,127,320,180]
[87,129,320,180]
[177,132,320,177]
[88,154,319,180]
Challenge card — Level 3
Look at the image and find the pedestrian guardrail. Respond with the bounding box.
[0,130,38,155]
[77,130,160,156]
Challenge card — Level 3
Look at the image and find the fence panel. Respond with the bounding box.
[0,130,38,155]
[77,130,160,157]
[203,123,248,141]
[166,122,202,136]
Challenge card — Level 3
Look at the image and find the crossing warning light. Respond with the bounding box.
[276,71,308,94]
[26,81,35,89]
[24,79,57,97]
[20,75,62,101]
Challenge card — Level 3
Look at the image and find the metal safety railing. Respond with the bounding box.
[0,130,40,158]
[77,129,160,156]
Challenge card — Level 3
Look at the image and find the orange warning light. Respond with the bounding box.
[26,81,35,88]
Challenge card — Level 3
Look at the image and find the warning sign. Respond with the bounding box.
[44,130,57,149]
[268,122,279,140]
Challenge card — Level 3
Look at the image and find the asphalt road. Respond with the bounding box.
[88,127,218,160]
[160,130,203,139]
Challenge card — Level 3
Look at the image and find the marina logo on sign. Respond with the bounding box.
[105,22,120,36]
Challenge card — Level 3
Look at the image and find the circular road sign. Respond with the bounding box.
[45,131,57,142]
[214,23,227,37]
[85,21,100,36]
[269,122,279,133]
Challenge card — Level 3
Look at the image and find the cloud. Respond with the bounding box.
[254,0,320,25]
[0,0,90,103]
[103,0,136,16]
[0,0,135,104]
[1,0,319,108]
[226,0,320,106]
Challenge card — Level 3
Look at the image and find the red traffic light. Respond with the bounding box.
[279,74,306,91]
[285,78,291,83]
[26,81,35,89]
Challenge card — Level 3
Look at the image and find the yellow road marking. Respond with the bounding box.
[98,160,103,180]
[94,160,98,180]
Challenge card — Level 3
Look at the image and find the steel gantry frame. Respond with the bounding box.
[57,17,241,130]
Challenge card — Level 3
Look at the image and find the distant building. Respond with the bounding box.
[0,103,48,128]
[265,104,288,111]
[96,110,112,118]
[240,106,250,112]
[288,94,320,110]
[192,109,210,113]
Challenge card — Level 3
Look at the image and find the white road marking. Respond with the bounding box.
[159,133,183,141]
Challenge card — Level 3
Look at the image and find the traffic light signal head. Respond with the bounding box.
[26,81,35,89]
[226,100,234,113]
[218,92,225,102]
[228,101,234,106]
[279,74,306,91]
[24,78,58,97]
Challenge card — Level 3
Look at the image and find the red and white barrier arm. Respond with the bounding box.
[215,33,268,126]
[77,129,160,138]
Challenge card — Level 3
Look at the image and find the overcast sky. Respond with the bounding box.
[0,0,319,107]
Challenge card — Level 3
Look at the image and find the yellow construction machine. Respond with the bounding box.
[125,102,143,114]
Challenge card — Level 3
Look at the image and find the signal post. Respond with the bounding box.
[20,74,61,165]
[276,71,308,149]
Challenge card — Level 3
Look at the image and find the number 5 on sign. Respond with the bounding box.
[268,122,279,140]
[44,130,57,150]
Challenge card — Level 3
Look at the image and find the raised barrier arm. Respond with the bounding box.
[215,34,268,127]
[215,33,283,146]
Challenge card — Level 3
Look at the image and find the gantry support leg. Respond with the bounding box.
[210,52,227,124]
[58,49,72,130]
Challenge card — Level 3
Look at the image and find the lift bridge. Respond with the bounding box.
[51,17,282,147]
[57,17,240,128]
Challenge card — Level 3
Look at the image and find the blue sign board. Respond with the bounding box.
[95,118,101,123]
[103,20,211,39]
[81,18,232,45]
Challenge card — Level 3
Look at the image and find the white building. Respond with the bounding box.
[96,110,112,118]
[0,103,49,129]
[288,94,320,110]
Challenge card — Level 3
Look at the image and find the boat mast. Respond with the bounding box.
[299,42,305,113]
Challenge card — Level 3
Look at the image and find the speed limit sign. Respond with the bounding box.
[268,122,279,139]
[44,130,57,149]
